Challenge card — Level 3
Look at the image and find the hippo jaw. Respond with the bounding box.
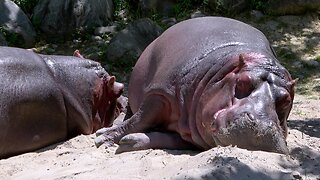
[208,74,293,154]
[200,54,295,154]
[212,111,289,154]
[93,75,124,131]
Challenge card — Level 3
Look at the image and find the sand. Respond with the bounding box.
[0,94,319,179]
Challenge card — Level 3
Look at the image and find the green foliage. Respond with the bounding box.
[0,26,24,47]
[250,0,268,11]
[203,0,209,6]
[12,0,39,15]
[174,0,194,19]
[113,0,131,19]
[114,0,130,12]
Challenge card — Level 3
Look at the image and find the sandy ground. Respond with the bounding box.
[0,94,319,180]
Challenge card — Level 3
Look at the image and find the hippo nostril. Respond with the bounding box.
[245,112,255,121]
[211,121,218,132]
[226,119,232,126]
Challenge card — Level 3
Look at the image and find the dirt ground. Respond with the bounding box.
[0,94,319,180]
[0,14,319,179]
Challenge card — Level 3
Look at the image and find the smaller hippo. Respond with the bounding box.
[95,17,295,154]
[0,47,124,159]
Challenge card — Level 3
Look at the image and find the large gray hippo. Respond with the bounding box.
[95,17,295,154]
[0,47,124,159]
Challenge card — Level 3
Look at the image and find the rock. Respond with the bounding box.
[265,20,280,31]
[312,85,320,92]
[208,0,250,15]
[0,0,36,47]
[161,17,177,27]
[130,0,176,17]
[0,32,7,46]
[304,59,320,67]
[32,0,113,38]
[266,0,320,15]
[104,18,163,67]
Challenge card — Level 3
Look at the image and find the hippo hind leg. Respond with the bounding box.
[116,132,197,153]
[95,95,171,148]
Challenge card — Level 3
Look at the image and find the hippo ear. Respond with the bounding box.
[287,78,298,90]
[73,50,84,58]
[287,78,297,86]
[107,76,116,88]
[238,54,246,67]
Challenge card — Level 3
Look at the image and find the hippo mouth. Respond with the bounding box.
[211,111,289,154]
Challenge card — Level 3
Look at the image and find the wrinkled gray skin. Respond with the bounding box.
[0,47,124,159]
[95,17,295,154]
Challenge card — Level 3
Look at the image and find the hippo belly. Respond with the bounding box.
[95,17,295,154]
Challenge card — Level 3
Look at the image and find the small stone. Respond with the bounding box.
[191,11,206,19]
[312,85,320,92]
[250,10,264,21]
[292,61,303,68]
[94,25,118,35]
[91,36,103,41]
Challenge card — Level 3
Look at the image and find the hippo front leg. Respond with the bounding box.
[95,95,170,148]
[116,132,197,153]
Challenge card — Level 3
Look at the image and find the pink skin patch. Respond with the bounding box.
[208,53,267,134]
[210,70,254,133]
[214,109,227,120]
[211,109,227,132]
[73,50,84,58]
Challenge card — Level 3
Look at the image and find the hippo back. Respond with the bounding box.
[129,17,276,112]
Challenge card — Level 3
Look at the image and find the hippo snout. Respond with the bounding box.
[212,112,289,154]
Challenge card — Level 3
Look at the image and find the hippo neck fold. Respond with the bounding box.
[174,45,244,149]
[192,51,242,148]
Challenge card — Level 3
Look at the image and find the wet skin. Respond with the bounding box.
[95,17,295,154]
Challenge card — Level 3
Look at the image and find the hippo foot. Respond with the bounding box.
[95,126,122,148]
[115,132,199,153]
[95,127,109,136]
[116,133,151,154]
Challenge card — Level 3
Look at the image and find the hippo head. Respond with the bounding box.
[93,74,124,131]
[201,53,295,154]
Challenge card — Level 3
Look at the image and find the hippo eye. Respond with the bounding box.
[235,74,254,99]
[275,90,292,127]
[276,91,292,110]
